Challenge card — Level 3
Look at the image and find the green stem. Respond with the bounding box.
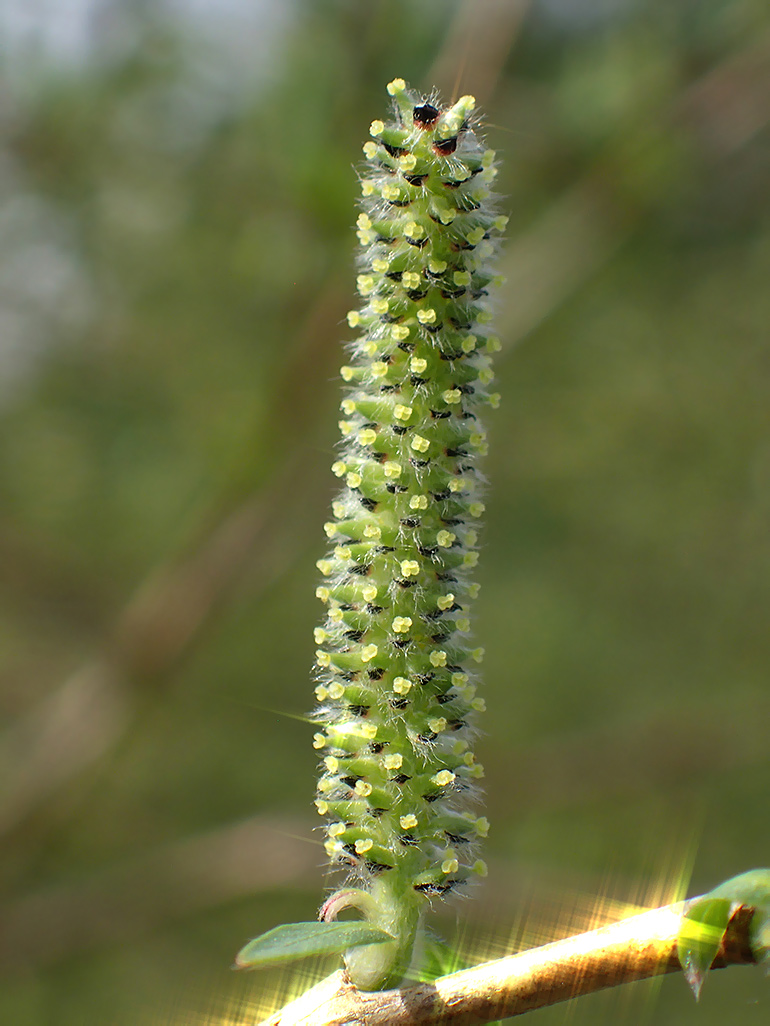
[335,875,424,990]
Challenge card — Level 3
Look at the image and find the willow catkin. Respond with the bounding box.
[312,78,505,990]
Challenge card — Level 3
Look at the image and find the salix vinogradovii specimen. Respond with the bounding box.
[311,79,506,990]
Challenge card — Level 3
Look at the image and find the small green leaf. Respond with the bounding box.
[234,921,394,970]
[678,897,731,1000]
[751,906,770,971]
[706,868,770,971]
[677,869,770,1000]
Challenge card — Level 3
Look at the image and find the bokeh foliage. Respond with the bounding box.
[0,0,768,1023]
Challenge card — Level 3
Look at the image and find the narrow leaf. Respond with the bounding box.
[234,921,394,970]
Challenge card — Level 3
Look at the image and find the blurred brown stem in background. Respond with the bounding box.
[0,813,318,972]
[0,280,345,843]
[428,0,531,103]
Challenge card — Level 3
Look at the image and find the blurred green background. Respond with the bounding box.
[0,0,768,1023]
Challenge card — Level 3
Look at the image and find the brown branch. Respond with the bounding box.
[675,25,770,153]
[257,900,756,1026]
[427,0,531,103]
[0,471,298,840]
[495,177,626,351]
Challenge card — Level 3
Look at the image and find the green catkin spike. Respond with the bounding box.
[313,78,506,991]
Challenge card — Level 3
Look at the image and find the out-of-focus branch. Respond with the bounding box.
[257,901,756,1026]
[0,454,312,840]
[496,177,625,350]
[0,814,318,972]
[676,26,770,153]
[0,658,128,838]
[428,0,531,103]
[0,280,342,841]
